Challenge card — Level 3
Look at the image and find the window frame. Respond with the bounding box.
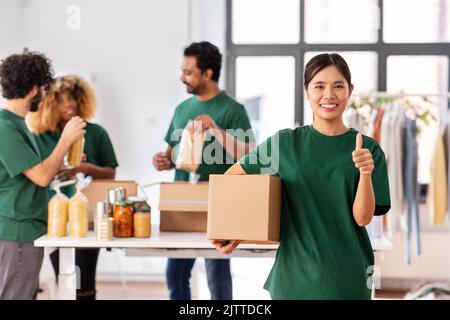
[225,0,450,127]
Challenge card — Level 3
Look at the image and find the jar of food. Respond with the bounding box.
[113,201,135,237]
[129,196,151,238]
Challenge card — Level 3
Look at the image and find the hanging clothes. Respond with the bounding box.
[379,102,406,237]
[403,117,421,265]
[343,107,365,133]
[443,113,450,223]
[367,107,385,143]
[365,107,386,240]
[428,130,447,226]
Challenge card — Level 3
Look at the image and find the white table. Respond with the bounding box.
[34,225,393,299]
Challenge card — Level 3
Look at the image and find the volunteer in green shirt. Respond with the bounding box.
[28,75,119,300]
[214,53,391,300]
[0,50,85,300]
[153,42,255,300]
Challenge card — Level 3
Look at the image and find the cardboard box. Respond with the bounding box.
[207,175,281,244]
[159,182,208,232]
[83,180,138,224]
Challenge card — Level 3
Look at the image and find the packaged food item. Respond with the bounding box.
[175,120,205,172]
[113,201,135,237]
[96,202,113,242]
[68,136,85,167]
[48,183,69,237]
[129,196,151,238]
[68,174,92,237]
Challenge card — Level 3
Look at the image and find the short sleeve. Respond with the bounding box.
[96,127,119,168]
[239,131,281,176]
[0,122,41,178]
[372,145,391,216]
[164,109,179,147]
[226,104,255,143]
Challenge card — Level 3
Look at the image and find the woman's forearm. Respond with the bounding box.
[78,163,116,179]
[352,174,375,226]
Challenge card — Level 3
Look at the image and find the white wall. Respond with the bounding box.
[10,0,230,298]
[0,0,24,106]
[22,0,191,187]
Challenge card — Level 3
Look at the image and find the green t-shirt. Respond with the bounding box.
[0,109,48,243]
[35,122,119,198]
[239,125,391,300]
[164,91,255,181]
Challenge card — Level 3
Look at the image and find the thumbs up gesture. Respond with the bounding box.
[352,133,374,176]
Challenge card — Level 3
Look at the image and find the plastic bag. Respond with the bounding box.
[175,120,205,172]
[48,183,69,237]
[68,174,92,237]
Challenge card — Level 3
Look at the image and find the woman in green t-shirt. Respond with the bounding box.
[28,75,119,300]
[213,53,391,300]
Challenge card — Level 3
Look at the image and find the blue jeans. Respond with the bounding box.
[166,258,232,300]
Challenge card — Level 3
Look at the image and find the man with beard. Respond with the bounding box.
[0,50,86,299]
[153,42,255,300]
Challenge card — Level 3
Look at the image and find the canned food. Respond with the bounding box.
[113,201,135,237]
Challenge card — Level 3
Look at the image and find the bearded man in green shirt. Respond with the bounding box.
[0,50,85,300]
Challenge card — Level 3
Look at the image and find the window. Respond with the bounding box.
[305,0,379,43]
[236,56,296,142]
[232,0,300,44]
[387,55,449,183]
[384,0,450,43]
[227,0,450,184]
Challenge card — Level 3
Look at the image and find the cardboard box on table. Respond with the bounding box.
[159,182,208,232]
[207,174,281,244]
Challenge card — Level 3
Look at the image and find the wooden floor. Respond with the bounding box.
[37,281,406,300]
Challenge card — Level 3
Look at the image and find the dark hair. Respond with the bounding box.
[184,41,222,81]
[0,49,54,99]
[304,53,352,89]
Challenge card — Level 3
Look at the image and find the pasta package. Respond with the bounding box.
[69,192,88,237]
[68,173,92,237]
[48,185,69,237]
[175,120,205,172]
[68,137,85,167]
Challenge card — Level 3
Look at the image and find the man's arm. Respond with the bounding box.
[194,115,255,161]
[153,145,175,171]
[24,117,86,187]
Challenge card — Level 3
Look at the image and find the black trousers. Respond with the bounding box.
[50,248,100,300]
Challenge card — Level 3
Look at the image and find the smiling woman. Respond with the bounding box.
[213,53,391,300]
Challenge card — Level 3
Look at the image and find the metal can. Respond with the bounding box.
[107,187,126,204]
[113,201,135,237]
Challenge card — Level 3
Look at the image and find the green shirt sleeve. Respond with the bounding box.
[371,145,391,216]
[0,122,41,178]
[226,104,255,143]
[239,130,282,176]
[96,126,119,168]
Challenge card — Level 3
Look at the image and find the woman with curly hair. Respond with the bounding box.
[0,51,85,300]
[28,75,119,300]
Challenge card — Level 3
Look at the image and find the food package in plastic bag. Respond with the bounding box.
[48,183,69,237]
[175,120,205,172]
[68,174,92,237]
